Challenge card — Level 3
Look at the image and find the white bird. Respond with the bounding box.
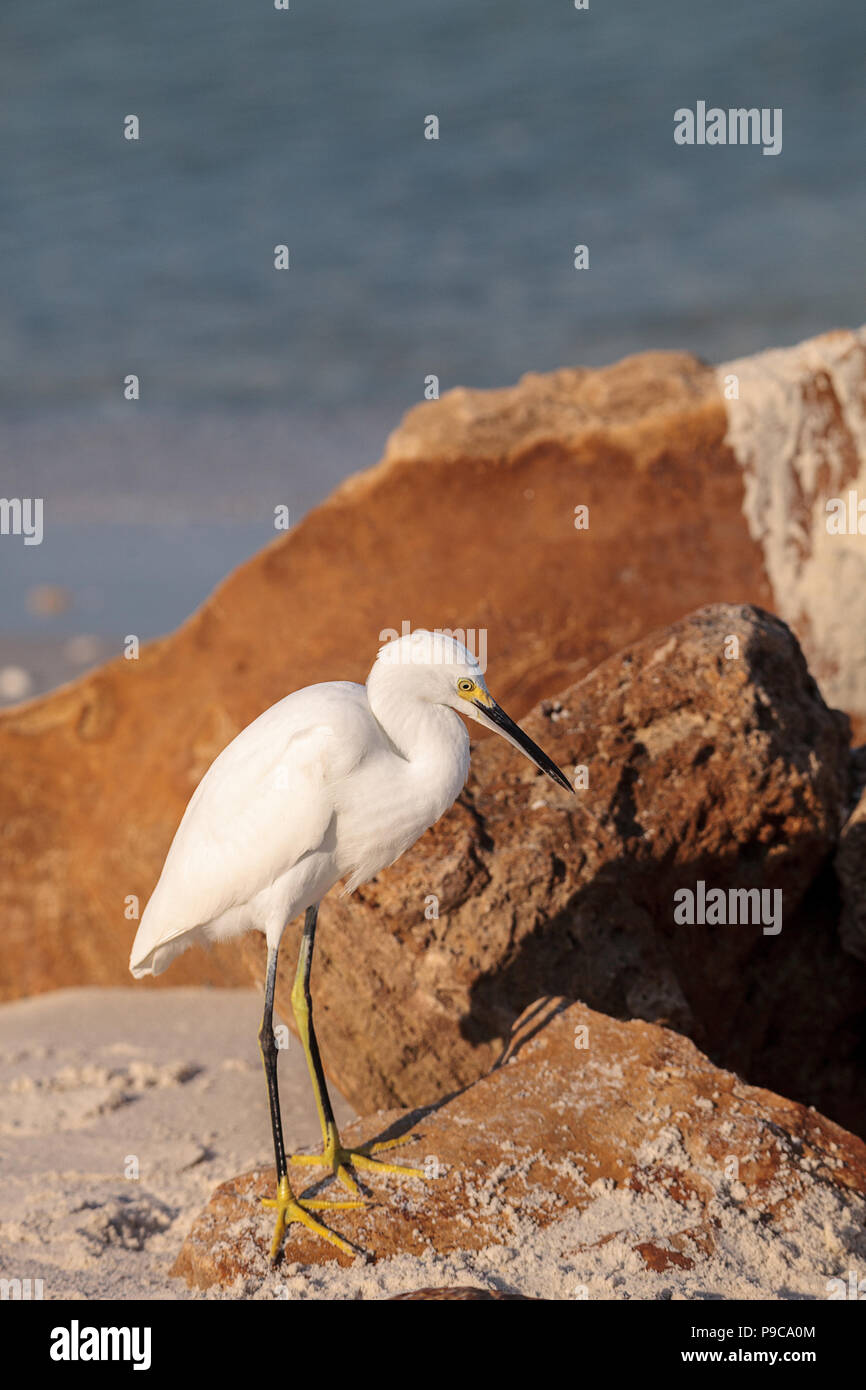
[130,629,572,1261]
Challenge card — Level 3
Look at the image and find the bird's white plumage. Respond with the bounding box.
[130,632,486,978]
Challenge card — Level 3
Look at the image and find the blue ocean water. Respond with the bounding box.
[0,0,864,659]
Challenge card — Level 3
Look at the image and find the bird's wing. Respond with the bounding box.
[129,683,374,970]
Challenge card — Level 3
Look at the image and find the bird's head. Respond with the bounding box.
[372,629,573,792]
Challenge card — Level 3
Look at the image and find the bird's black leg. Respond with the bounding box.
[258,939,363,1261]
[258,943,288,1182]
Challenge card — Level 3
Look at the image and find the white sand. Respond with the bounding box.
[0,987,354,1300]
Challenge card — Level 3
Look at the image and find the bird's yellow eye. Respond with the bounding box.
[457,678,475,694]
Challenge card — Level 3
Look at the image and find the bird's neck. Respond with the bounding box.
[366,680,470,808]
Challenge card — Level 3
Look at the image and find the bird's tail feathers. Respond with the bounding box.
[129,930,199,978]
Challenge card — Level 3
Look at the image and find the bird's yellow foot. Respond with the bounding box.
[289,1125,426,1197]
[261,1175,365,1262]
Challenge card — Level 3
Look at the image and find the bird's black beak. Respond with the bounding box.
[473,698,573,792]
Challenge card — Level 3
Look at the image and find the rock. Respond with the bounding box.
[837,747,866,963]
[170,999,866,1299]
[2,326,865,1004]
[719,327,866,733]
[243,603,863,1130]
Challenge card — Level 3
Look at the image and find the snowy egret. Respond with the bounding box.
[130,629,572,1261]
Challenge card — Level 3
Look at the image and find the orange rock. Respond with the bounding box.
[170,999,866,1298]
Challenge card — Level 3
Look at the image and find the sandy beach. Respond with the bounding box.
[0,987,354,1300]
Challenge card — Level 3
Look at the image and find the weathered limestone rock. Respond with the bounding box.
[719,327,866,728]
[171,1000,866,1299]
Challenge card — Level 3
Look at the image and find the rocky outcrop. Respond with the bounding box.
[5,327,866,1003]
[171,999,866,1299]
[242,604,865,1131]
[719,328,866,728]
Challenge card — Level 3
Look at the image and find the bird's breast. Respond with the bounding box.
[334,737,468,893]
